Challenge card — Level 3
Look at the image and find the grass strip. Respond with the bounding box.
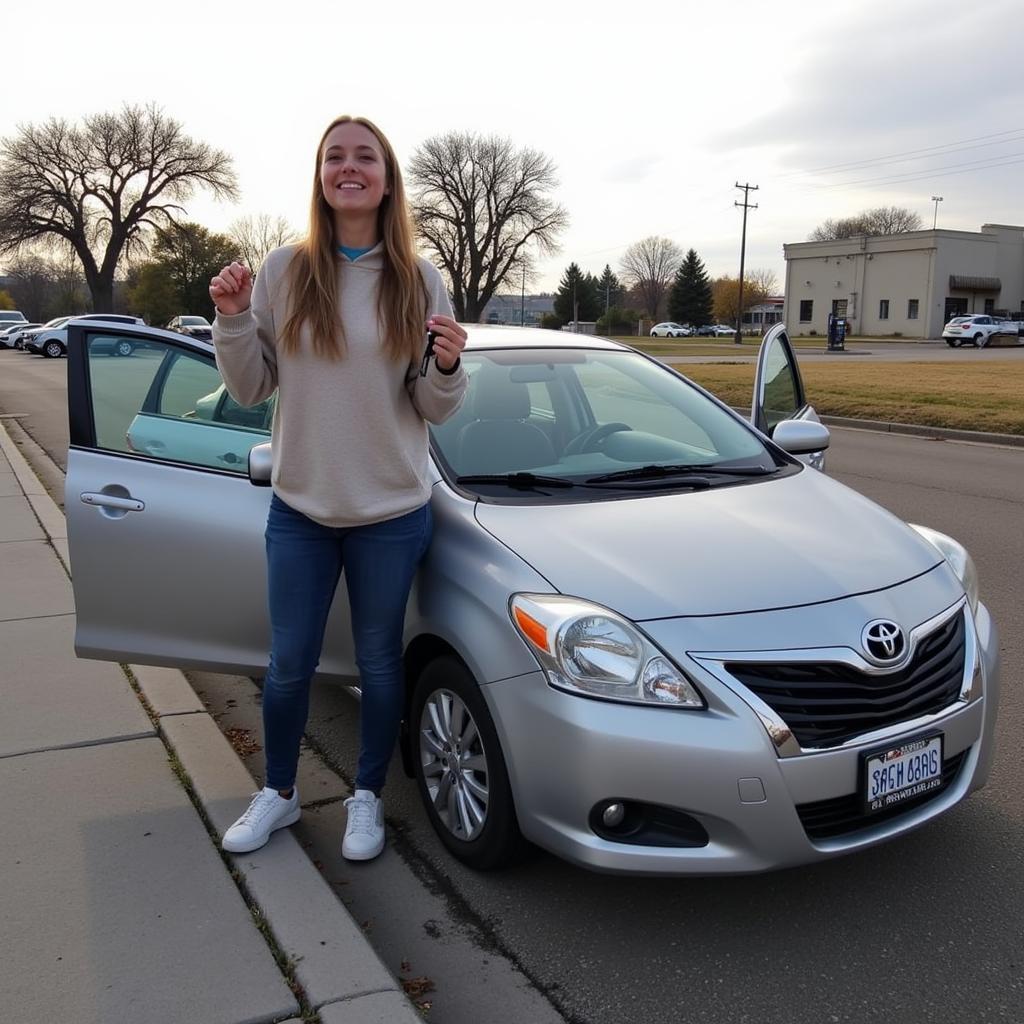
[670,360,1024,436]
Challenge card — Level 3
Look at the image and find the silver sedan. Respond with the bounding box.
[63,322,1000,874]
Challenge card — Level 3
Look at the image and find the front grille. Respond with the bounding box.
[725,611,966,749]
[796,750,967,840]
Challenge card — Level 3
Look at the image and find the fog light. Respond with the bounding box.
[602,802,626,827]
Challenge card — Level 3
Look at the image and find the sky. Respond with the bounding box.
[3,0,1022,297]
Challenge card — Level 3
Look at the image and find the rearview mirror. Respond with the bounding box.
[772,419,830,456]
[248,442,273,487]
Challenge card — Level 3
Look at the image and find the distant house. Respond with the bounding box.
[479,293,555,326]
[783,223,1024,338]
[741,296,784,330]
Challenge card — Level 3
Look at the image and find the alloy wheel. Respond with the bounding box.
[44,341,63,358]
[419,688,490,841]
[116,340,134,357]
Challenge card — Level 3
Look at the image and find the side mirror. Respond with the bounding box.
[772,419,830,456]
[248,441,273,487]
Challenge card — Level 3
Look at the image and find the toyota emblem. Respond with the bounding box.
[861,620,907,664]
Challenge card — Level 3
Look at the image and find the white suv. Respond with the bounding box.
[650,322,693,338]
[942,315,1015,348]
[29,314,145,358]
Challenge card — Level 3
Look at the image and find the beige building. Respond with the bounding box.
[783,223,1024,339]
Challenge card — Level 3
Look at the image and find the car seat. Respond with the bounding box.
[456,366,557,474]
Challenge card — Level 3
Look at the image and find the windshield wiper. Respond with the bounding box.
[586,464,777,484]
[455,472,578,489]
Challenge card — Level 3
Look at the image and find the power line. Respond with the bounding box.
[774,126,1024,179]
[810,150,1024,190]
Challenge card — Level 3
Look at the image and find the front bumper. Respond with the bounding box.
[484,600,999,875]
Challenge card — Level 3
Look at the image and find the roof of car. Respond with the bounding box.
[463,324,629,351]
[62,319,637,353]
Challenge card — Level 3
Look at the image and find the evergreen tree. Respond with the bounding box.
[596,264,624,311]
[554,263,601,324]
[668,249,713,327]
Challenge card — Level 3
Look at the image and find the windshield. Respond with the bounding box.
[181,316,210,325]
[429,348,781,500]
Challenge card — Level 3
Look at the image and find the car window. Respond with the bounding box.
[430,349,769,485]
[87,333,271,474]
[760,334,802,431]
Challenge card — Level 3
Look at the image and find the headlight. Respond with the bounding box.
[509,594,705,709]
[908,524,979,613]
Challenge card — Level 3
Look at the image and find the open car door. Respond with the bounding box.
[751,323,826,470]
[64,321,357,679]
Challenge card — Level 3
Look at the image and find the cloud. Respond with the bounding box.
[715,0,1024,175]
[602,154,666,184]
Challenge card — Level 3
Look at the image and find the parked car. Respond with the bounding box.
[166,315,214,341]
[941,315,1015,348]
[28,313,145,357]
[63,321,999,875]
[0,322,40,349]
[0,310,28,326]
[18,316,73,352]
[649,322,692,338]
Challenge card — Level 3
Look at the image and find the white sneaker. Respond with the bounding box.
[222,786,300,853]
[342,789,385,861]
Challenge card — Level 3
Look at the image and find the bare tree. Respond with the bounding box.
[745,267,778,304]
[809,206,922,241]
[619,236,683,318]
[408,132,568,321]
[864,205,923,235]
[3,245,86,320]
[229,213,299,273]
[0,104,238,312]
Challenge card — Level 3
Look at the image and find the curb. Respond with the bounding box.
[819,415,1024,449]
[0,420,423,1024]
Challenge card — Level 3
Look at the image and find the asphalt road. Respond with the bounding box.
[2,347,1022,1023]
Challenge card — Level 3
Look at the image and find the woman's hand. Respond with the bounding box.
[209,262,253,316]
[427,314,467,371]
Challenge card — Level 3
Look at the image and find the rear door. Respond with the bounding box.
[751,323,825,469]
[65,322,356,678]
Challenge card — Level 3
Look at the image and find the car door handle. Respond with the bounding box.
[80,492,145,512]
[217,451,242,465]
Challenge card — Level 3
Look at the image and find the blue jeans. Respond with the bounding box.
[262,493,432,793]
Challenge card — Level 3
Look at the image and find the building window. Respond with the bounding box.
[984,298,994,315]
[879,299,889,320]
[799,300,813,322]
[907,299,919,320]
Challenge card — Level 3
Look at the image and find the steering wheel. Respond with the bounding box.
[563,422,632,456]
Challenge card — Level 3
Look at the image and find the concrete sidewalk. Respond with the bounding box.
[0,420,422,1024]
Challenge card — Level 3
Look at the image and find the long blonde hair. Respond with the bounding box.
[280,115,428,362]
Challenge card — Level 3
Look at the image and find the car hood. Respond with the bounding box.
[472,468,944,619]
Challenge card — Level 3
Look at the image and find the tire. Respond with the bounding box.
[43,340,64,358]
[946,339,960,348]
[115,339,134,357]
[410,655,530,870]
[973,333,984,348]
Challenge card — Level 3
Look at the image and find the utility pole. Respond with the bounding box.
[734,182,759,345]
[605,277,610,336]
[521,265,526,326]
[931,195,943,230]
[573,276,578,333]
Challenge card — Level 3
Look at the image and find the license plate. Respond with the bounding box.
[863,734,943,814]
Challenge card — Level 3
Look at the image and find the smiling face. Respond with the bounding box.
[319,121,390,226]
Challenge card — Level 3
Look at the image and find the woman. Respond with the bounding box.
[209,115,467,861]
